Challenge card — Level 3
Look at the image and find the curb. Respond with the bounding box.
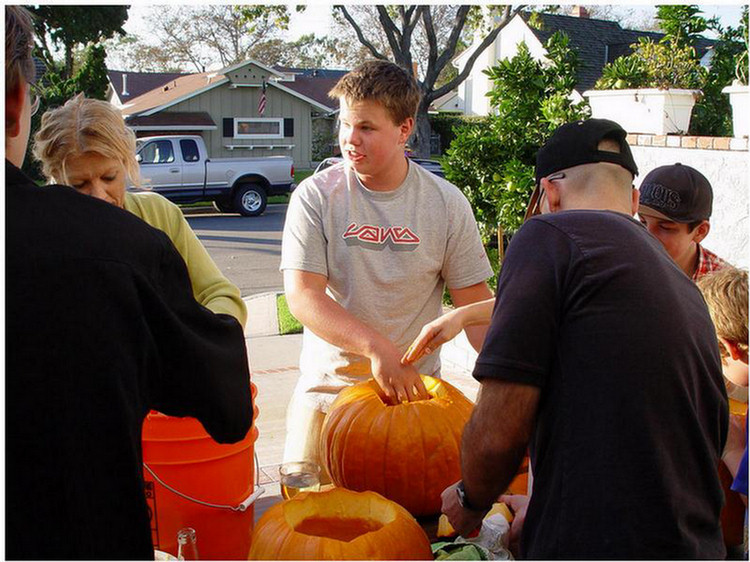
[243,292,479,373]
[181,205,216,216]
[244,292,280,338]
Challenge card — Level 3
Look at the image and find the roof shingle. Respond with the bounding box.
[108,70,190,103]
[522,12,716,93]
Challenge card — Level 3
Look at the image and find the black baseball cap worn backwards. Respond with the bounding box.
[638,163,713,223]
[535,119,639,185]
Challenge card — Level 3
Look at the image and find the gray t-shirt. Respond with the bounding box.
[280,160,492,410]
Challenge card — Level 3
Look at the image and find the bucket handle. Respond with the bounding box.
[143,451,266,512]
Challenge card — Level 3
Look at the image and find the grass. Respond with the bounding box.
[295,169,314,183]
[268,169,314,204]
[277,294,303,335]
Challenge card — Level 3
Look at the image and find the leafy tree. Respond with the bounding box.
[656,5,716,48]
[596,5,746,136]
[250,34,352,69]
[584,5,660,31]
[690,7,748,135]
[444,32,589,242]
[106,5,297,72]
[106,5,354,72]
[23,44,110,181]
[29,5,128,79]
[595,38,706,90]
[336,5,526,157]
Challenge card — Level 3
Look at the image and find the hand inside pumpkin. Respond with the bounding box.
[369,340,429,404]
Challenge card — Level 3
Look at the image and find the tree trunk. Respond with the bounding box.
[412,105,432,158]
[64,41,74,80]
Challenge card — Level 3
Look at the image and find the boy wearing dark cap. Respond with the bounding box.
[639,163,730,280]
[440,119,728,559]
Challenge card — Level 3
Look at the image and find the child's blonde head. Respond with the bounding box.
[698,267,748,357]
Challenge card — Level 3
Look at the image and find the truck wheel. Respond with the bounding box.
[234,184,267,217]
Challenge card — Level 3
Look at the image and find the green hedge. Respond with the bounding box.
[428,114,488,156]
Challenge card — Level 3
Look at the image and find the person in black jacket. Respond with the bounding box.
[5,6,252,559]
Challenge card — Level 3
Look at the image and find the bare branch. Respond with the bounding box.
[403,5,418,26]
[421,8,439,83]
[427,5,523,104]
[336,5,388,60]
[431,6,472,79]
[377,6,403,59]
[399,5,425,56]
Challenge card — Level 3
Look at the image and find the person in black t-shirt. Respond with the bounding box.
[6,7,252,560]
[440,119,728,559]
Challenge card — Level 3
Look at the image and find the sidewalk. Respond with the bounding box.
[243,293,481,522]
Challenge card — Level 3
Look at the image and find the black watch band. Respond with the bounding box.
[456,480,487,512]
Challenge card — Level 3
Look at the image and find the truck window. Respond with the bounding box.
[180,139,200,162]
[140,140,175,164]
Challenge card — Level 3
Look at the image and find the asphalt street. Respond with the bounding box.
[185,203,287,296]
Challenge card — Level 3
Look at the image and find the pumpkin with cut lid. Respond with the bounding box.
[321,375,473,517]
[248,487,431,560]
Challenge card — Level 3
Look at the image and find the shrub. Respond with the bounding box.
[443,32,589,242]
[595,38,706,91]
[428,114,484,155]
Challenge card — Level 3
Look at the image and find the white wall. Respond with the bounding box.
[456,15,546,116]
[631,146,749,268]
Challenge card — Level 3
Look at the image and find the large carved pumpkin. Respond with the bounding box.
[248,487,432,560]
[321,375,473,517]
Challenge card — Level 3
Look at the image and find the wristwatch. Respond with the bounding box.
[456,480,487,512]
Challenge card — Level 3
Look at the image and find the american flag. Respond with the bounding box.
[258,80,267,116]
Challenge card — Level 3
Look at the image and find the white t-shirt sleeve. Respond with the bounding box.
[280,181,329,277]
[441,187,494,289]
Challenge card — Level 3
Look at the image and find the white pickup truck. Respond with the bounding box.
[134,135,295,216]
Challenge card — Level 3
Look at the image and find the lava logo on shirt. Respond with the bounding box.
[342,223,420,251]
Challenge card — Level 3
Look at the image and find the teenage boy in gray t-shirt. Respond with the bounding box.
[280,61,493,476]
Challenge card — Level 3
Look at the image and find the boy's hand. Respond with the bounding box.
[370,341,429,403]
[402,308,465,365]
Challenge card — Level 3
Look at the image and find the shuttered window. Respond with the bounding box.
[233,117,284,139]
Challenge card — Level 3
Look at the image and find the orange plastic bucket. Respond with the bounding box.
[142,383,259,560]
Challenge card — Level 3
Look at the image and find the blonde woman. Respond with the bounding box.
[33,94,247,327]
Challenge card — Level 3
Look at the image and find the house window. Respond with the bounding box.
[139,139,174,164]
[234,118,284,139]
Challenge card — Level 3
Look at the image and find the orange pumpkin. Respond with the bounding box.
[321,375,473,517]
[248,487,432,560]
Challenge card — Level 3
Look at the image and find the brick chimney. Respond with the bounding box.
[571,5,589,18]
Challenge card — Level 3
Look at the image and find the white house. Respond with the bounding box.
[454,6,715,116]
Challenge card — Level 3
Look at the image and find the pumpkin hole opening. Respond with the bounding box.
[373,387,435,406]
[294,516,384,542]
